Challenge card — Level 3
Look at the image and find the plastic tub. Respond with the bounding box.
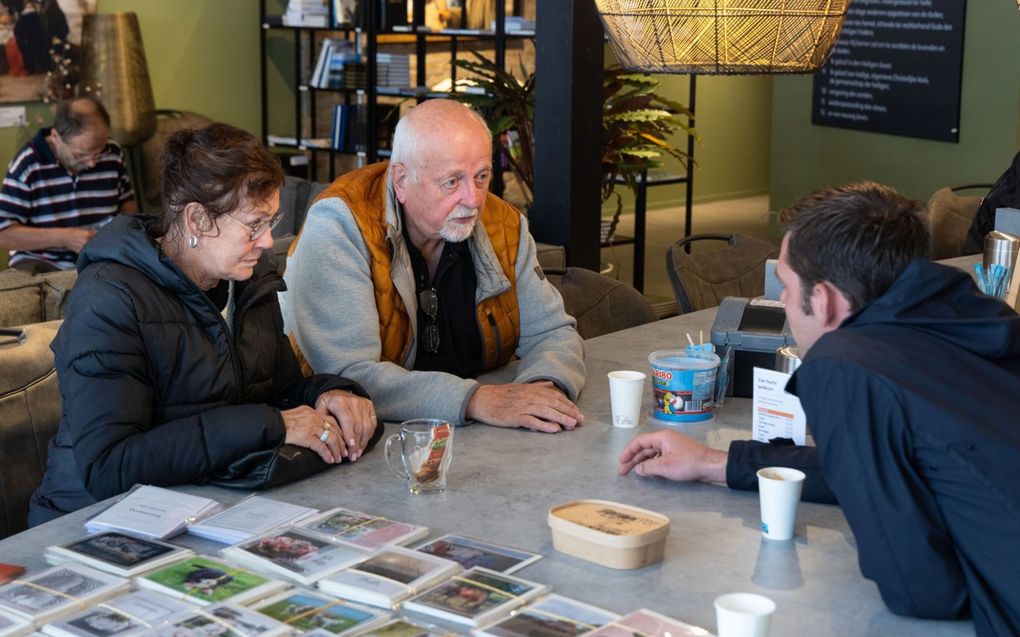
[548,499,670,570]
[648,349,720,422]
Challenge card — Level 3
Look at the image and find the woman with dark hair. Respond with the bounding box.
[29,123,380,525]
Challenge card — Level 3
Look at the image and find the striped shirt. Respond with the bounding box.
[0,128,134,270]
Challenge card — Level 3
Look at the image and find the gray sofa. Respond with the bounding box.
[0,321,61,538]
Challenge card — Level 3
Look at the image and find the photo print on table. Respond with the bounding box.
[137,556,286,606]
[146,603,290,637]
[298,508,427,549]
[584,609,709,637]
[223,528,369,586]
[478,594,620,637]
[0,613,31,637]
[47,532,192,577]
[0,563,128,623]
[345,619,450,637]
[414,535,541,573]
[43,590,194,637]
[401,567,546,627]
[253,590,387,636]
[316,546,459,608]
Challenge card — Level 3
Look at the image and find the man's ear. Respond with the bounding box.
[182,202,212,237]
[810,281,854,331]
[392,163,408,204]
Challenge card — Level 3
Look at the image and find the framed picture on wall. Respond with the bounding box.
[0,0,97,103]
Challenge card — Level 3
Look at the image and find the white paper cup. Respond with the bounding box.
[757,467,806,541]
[714,592,776,637]
[607,370,646,428]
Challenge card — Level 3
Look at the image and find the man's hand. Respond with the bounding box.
[63,228,97,253]
[618,430,728,483]
[315,389,378,462]
[467,382,584,433]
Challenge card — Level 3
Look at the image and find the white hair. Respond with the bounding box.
[390,100,492,182]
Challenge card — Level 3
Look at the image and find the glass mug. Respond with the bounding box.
[384,419,454,494]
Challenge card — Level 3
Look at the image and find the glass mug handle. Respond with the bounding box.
[384,432,411,482]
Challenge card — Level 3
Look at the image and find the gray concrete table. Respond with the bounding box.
[0,310,974,636]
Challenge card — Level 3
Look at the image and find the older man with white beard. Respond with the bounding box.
[282,100,585,432]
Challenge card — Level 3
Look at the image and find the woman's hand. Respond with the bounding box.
[281,405,342,464]
[315,390,378,462]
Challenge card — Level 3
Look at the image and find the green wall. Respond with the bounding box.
[769,2,1020,210]
[0,0,264,168]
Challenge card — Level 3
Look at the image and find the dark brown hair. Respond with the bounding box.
[781,181,929,314]
[157,123,284,239]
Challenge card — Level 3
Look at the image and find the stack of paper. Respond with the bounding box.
[189,496,317,544]
[45,531,193,577]
[85,486,220,540]
[0,563,130,625]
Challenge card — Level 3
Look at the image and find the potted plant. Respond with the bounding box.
[452,52,696,242]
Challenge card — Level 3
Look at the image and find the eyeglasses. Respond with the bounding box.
[58,135,107,164]
[419,288,440,354]
[223,212,283,242]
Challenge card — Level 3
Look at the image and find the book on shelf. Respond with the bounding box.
[332,0,358,27]
[0,563,130,625]
[189,496,318,544]
[222,528,371,586]
[40,590,193,637]
[252,589,389,636]
[84,485,220,541]
[145,602,291,637]
[297,507,428,549]
[284,0,329,27]
[135,555,288,607]
[400,567,547,628]
[476,594,620,637]
[316,545,460,609]
[45,531,194,577]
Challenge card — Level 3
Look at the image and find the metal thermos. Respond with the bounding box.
[984,231,1020,272]
[775,345,801,374]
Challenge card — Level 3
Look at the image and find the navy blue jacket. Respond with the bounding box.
[30,215,371,524]
[732,260,1020,636]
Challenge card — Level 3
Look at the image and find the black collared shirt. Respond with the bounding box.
[405,229,484,378]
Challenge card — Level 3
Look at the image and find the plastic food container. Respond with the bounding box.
[648,349,720,422]
[547,499,670,570]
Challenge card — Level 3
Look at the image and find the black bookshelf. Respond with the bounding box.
[259,0,529,186]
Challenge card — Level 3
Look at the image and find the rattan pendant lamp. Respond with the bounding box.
[593,0,852,74]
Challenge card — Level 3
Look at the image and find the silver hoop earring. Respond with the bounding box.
[188,235,198,249]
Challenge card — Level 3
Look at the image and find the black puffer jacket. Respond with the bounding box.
[29,215,369,524]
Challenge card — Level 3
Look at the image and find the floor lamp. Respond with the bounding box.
[81,13,156,212]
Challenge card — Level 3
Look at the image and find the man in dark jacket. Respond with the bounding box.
[619,182,1020,636]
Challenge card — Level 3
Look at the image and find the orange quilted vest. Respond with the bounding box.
[295,162,521,371]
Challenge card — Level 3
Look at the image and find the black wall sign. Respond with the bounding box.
[812,0,967,142]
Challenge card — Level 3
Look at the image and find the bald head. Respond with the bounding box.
[391,99,492,182]
[53,97,111,140]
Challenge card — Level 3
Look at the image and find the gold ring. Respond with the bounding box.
[319,428,331,443]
